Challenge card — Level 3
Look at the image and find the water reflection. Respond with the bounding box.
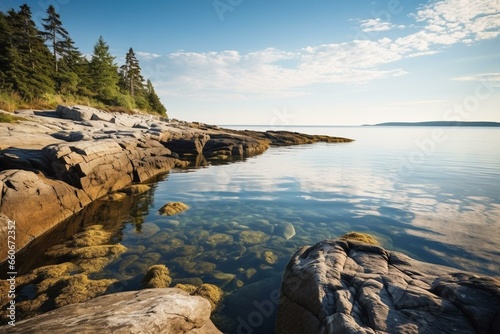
[4,127,500,333]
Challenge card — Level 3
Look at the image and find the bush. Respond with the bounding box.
[113,93,135,110]
[134,95,149,110]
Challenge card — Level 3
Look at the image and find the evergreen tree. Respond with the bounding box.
[120,47,144,97]
[56,36,87,94]
[89,36,119,103]
[0,12,12,89]
[146,79,167,116]
[5,5,55,98]
[41,5,69,72]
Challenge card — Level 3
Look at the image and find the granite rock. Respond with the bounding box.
[0,288,221,334]
[276,239,500,334]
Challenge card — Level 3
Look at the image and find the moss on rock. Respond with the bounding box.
[339,232,379,246]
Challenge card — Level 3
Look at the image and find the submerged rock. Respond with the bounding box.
[158,201,190,216]
[238,230,270,245]
[119,184,151,195]
[141,264,172,289]
[276,239,500,334]
[275,222,296,240]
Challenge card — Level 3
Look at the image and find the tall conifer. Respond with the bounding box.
[89,36,119,103]
[41,5,69,72]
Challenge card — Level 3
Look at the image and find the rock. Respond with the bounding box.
[263,250,279,265]
[56,105,97,121]
[142,264,172,288]
[238,230,270,245]
[119,184,151,195]
[158,201,190,216]
[204,233,234,248]
[275,222,296,240]
[0,170,92,261]
[275,239,500,334]
[51,130,87,142]
[100,192,128,201]
[163,133,210,155]
[1,288,221,334]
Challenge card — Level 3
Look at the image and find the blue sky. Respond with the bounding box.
[2,0,500,125]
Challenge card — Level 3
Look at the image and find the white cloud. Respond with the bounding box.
[359,18,400,32]
[139,0,500,101]
[136,51,162,60]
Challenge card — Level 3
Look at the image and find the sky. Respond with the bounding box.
[2,0,500,125]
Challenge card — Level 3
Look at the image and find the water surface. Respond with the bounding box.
[16,126,500,333]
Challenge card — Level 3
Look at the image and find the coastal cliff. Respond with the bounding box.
[0,105,353,262]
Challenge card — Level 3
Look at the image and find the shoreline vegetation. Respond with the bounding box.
[0,4,166,116]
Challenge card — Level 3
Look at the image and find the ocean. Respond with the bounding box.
[15,125,500,333]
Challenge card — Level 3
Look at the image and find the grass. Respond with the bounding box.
[0,91,163,116]
[0,111,26,123]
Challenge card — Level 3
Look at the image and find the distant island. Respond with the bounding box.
[365,121,500,127]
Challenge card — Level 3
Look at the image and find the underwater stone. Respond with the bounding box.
[263,251,279,265]
[119,184,151,195]
[148,230,171,243]
[100,192,128,201]
[141,264,172,289]
[184,261,217,276]
[238,230,270,245]
[205,272,236,287]
[134,222,160,238]
[118,255,140,272]
[204,233,234,248]
[275,222,296,240]
[158,201,190,216]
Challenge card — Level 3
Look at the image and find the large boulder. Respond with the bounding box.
[276,239,500,334]
[162,133,210,155]
[0,170,92,261]
[0,288,221,334]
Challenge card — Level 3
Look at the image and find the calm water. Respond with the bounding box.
[17,126,500,333]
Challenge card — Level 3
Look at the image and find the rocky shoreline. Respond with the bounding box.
[0,105,353,262]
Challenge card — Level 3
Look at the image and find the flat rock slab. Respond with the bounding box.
[0,288,221,334]
[276,240,500,334]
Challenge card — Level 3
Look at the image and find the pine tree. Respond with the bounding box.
[5,4,55,98]
[146,79,167,116]
[55,36,87,94]
[89,36,119,103]
[0,11,12,90]
[120,47,145,97]
[41,5,69,73]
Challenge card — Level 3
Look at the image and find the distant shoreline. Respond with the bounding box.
[364,121,500,127]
